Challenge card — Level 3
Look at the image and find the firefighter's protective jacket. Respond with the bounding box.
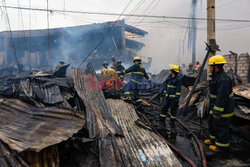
[125,63,149,83]
[163,75,182,99]
[115,64,125,78]
[101,67,108,75]
[209,70,235,117]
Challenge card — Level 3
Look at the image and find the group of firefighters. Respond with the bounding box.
[101,54,234,152]
[186,61,201,74]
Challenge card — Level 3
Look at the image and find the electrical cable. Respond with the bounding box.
[1,1,22,76]
[2,5,250,23]
[133,0,161,27]
[77,0,134,68]
[125,0,145,21]
[216,0,240,8]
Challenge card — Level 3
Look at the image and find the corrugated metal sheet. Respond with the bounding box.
[22,76,74,105]
[107,99,182,167]
[0,140,29,167]
[72,65,124,167]
[72,65,123,138]
[0,97,85,153]
[233,84,250,100]
[31,77,64,104]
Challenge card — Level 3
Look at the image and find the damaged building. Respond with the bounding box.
[0,14,249,166]
[0,20,151,71]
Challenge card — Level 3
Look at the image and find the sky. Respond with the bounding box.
[1,0,250,73]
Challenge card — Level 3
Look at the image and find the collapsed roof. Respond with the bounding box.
[0,20,148,70]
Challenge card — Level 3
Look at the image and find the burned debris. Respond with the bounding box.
[0,61,186,167]
[0,51,249,166]
[0,44,250,167]
[0,15,249,166]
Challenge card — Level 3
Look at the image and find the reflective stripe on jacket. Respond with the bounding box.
[115,64,125,78]
[209,70,235,117]
[164,75,182,99]
[125,63,149,83]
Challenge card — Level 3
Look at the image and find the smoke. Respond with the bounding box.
[186,0,200,65]
[59,23,108,68]
[0,22,118,71]
[1,0,250,74]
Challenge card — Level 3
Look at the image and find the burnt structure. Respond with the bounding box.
[0,20,150,71]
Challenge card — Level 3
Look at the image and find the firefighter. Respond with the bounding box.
[123,57,150,103]
[195,61,200,72]
[204,55,235,152]
[115,60,125,89]
[101,62,109,75]
[115,60,125,80]
[187,63,195,75]
[111,56,117,69]
[160,65,181,127]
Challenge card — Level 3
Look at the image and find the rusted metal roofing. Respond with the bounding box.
[233,84,250,100]
[72,65,123,138]
[0,97,85,153]
[0,140,29,167]
[235,106,250,120]
[107,99,182,167]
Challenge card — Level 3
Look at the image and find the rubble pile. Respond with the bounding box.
[0,61,249,167]
[233,84,250,120]
[0,64,181,167]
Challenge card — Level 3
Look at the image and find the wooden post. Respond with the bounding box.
[207,0,216,78]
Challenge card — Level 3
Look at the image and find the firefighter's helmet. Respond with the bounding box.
[133,57,142,62]
[208,55,227,66]
[170,64,180,73]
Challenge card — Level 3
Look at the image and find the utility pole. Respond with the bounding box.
[207,0,216,78]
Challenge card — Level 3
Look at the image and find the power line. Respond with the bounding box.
[217,0,240,8]
[77,0,133,68]
[1,1,22,76]
[2,5,250,23]
[125,0,145,21]
[134,0,161,27]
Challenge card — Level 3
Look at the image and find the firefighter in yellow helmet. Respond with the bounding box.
[115,60,125,80]
[204,55,235,152]
[101,62,109,75]
[123,57,150,104]
[160,64,182,129]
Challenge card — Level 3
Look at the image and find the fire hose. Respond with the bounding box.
[136,111,197,167]
[183,42,214,113]
[140,98,207,167]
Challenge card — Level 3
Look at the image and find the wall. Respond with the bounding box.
[237,53,250,83]
[223,53,250,83]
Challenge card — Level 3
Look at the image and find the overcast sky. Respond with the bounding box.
[1,0,250,73]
